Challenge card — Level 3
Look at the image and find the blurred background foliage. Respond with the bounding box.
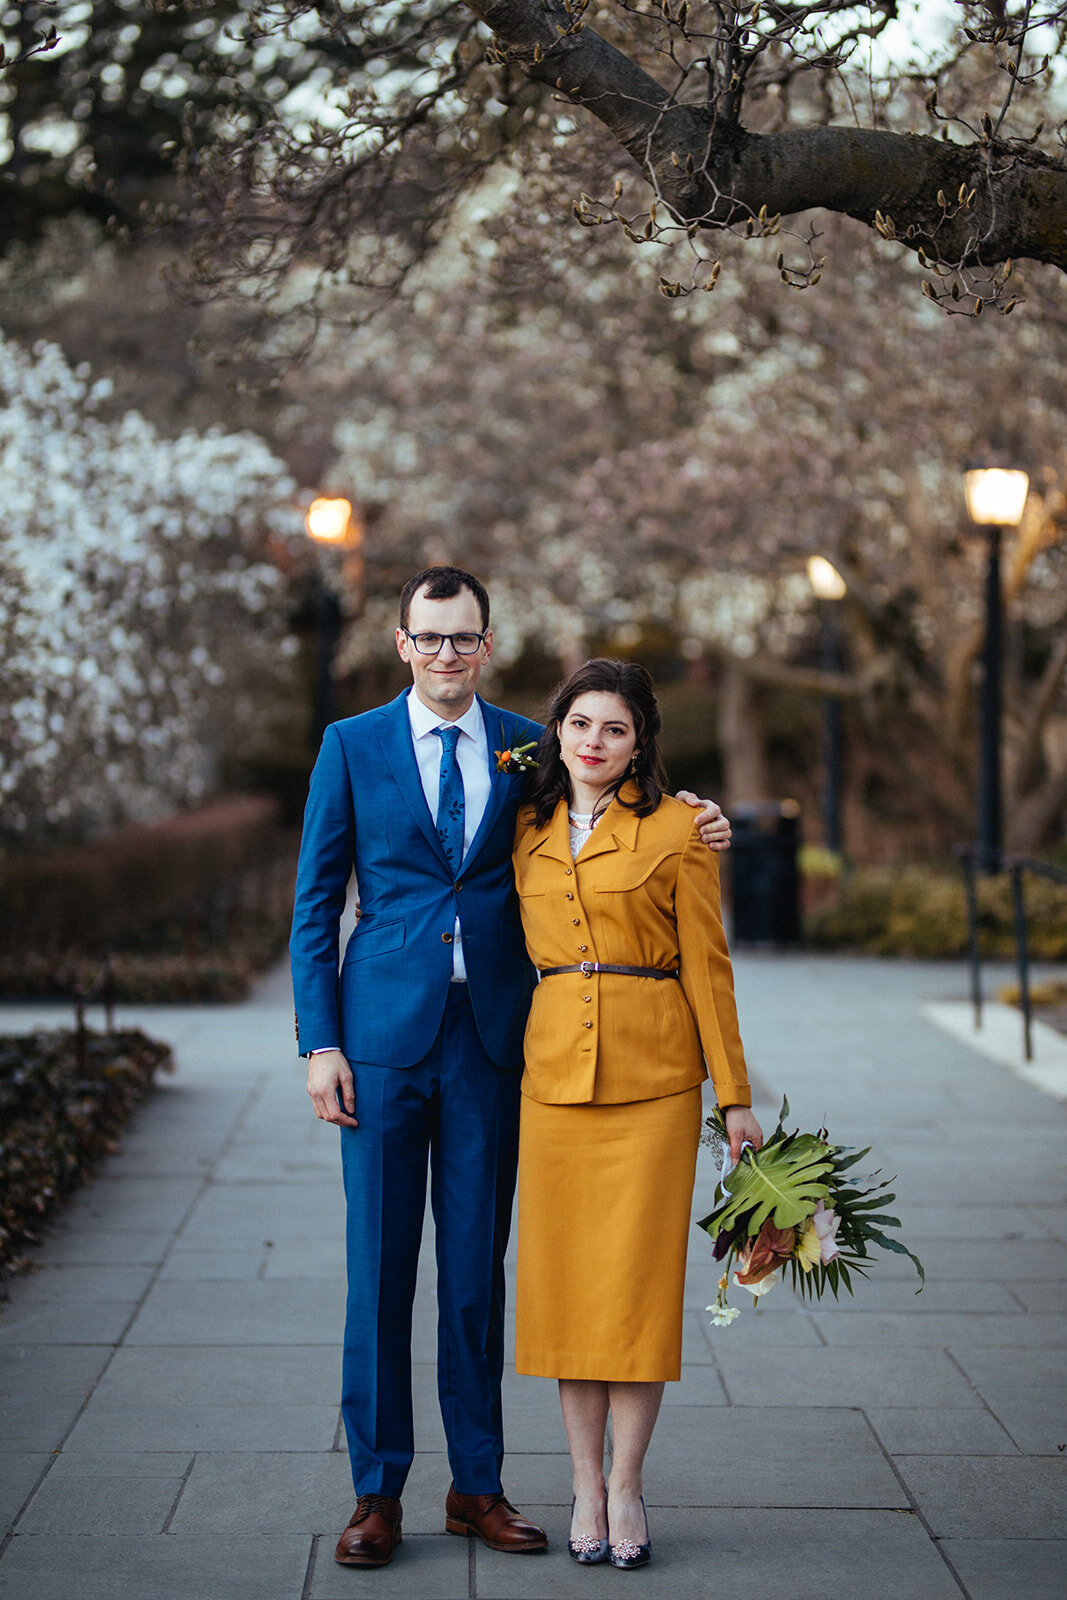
[0,2,1065,985]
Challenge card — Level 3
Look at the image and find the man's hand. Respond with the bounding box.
[723,1104,764,1162]
[676,790,731,851]
[306,1049,359,1129]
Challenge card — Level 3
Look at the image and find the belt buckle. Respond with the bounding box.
[579,960,597,976]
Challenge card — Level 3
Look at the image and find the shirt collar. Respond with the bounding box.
[406,688,484,744]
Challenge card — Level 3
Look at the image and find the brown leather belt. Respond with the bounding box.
[539,962,679,980]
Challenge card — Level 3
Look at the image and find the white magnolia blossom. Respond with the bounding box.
[0,336,298,844]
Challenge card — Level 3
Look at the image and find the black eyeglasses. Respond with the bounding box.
[402,629,487,656]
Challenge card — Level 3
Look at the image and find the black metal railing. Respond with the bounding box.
[954,844,1067,1061]
[73,953,116,1073]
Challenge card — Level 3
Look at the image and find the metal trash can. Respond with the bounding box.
[728,801,802,946]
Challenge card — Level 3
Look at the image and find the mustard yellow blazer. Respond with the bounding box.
[512,787,751,1109]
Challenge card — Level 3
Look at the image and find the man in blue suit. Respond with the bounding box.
[290,566,729,1567]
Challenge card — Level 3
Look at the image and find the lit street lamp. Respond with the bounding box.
[963,466,1029,872]
[305,496,361,747]
[807,555,847,856]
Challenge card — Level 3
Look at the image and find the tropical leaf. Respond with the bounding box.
[699,1134,834,1237]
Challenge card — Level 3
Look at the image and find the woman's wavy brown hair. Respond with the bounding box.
[528,658,667,828]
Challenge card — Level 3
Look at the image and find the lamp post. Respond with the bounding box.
[807,555,847,856]
[963,467,1029,872]
[305,496,360,747]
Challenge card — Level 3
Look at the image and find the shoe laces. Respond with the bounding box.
[356,1494,398,1523]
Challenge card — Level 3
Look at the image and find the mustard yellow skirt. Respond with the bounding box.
[515,1086,702,1382]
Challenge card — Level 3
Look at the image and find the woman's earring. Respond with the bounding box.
[630,751,639,775]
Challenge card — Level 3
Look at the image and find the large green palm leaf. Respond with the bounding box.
[698,1132,835,1237]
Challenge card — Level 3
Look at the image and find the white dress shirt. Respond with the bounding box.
[406,688,491,981]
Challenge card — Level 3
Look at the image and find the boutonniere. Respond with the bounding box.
[494,721,539,776]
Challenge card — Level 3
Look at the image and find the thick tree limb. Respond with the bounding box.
[468,0,1067,272]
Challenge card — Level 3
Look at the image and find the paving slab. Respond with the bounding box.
[0,1300,137,1346]
[58,1176,204,1232]
[710,1344,987,1409]
[946,1348,1067,1456]
[14,1470,183,1534]
[863,1407,1020,1456]
[0,1392,88,1452]
[64,1398,340,1454]
[28,1227,175,1267]
[88,1343,341,1407]
[810,1310,1065,1347]
[2,1263,158,1306]
[1,952,1063,1600]
[46,1450,193,1478]
[308,1533,471,1600]
[169,1450,354,1535]
[895,1455,1067,1538]
[122,1277,346,1345]
[0,1343,112,1395]
[642,1406,906,1508]
[471,1507,964,1600]
[0,1457,48,1536]
[939,1539,1067,1600]
[0,1534,312,1600]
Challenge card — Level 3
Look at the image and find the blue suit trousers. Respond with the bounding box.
[339,986,521,1497]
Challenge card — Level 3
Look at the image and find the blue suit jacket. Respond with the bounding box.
[290,692,541,1070]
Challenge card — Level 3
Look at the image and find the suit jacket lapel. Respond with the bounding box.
[375,692,450,867]
[579,798,640,863]
[523,789,642,866]
[463,698,522,870]
[522,797,573,865]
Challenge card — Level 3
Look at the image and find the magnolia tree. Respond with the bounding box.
[324,207,1067,850]
[178,0,1067,343]
[0,336,299,848]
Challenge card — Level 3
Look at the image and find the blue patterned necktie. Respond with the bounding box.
[433,725,465,871]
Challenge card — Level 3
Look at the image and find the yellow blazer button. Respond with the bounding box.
[441,932,453,944]
[565,892,574,900]
[571,918,580,926]
[583,1020,593,1029]
[582,994,592,1003]
[578,945,588,953]
[565,868,573,876]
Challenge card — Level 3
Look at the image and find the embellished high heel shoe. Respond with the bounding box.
[568,1495,609,1564]
[607,1495,651,1569]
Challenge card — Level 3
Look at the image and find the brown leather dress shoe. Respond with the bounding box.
[444,1484,548,1552]
[334,1495,403,1566]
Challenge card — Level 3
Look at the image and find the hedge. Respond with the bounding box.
[806,865,1067,959]
[0,796,296,1000]
[0,1028,174,1279]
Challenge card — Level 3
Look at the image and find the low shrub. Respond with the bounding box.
[0,1028,174,1279]
[0,796,296,1001]
[806,865,1067,959]
[0,796,291,959]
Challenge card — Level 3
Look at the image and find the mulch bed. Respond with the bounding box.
[0,1027,174,1281]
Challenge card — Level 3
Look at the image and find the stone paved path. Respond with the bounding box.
[1,954,1064,1600]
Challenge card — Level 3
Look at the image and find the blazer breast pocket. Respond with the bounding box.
[592,850,677,894]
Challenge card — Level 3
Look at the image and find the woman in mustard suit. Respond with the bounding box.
[513,659,763,1569]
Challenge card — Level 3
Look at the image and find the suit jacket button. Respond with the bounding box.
[565,868,573,876]
[441,932,453,943]
[582,995,592,1003]
[565,892,574,900]
[572,918,580,926]
[583,1020,593,1029]
[578,945,588,953]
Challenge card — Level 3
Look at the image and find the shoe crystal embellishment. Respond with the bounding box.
[571,1535,603,1555]
[612,1539,643,1560]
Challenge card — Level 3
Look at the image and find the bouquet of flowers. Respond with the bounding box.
[698,1098,924,1326]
